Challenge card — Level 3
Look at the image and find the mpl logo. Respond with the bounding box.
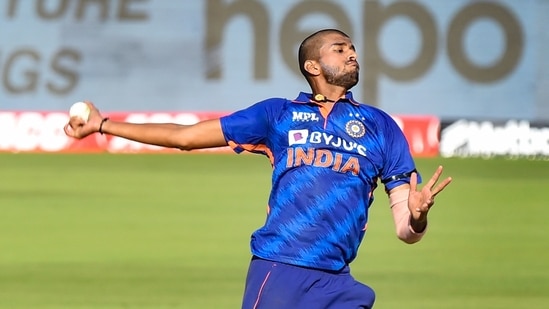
[288,129,309,145]
[292,111,319,122]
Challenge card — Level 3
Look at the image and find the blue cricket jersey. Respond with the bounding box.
[220,91,419,271]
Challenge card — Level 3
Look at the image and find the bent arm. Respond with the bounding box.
[388,185,426,244]
[100,118,228,150]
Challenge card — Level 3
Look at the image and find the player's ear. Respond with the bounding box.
[304,60,320,76]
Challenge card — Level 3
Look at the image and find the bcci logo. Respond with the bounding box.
[345,120,366,138]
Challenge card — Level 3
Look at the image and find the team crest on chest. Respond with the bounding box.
[345,120,366,138]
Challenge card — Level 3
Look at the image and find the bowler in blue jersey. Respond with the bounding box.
[65,29,452,308]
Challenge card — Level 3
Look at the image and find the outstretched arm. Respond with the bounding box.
[64,101,228,150]
[388,165,452,243]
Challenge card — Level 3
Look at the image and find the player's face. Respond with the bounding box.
[318,33,360,90]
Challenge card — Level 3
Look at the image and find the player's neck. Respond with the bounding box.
[311,85,347,103]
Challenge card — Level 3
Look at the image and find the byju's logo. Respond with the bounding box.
[288,129,309,145]
[288,130,367,156]
[292,112,319,122]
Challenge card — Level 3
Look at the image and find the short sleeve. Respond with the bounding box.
[379,114,421,191]
[219,99,275,155]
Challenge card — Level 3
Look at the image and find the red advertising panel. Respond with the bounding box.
[392,115,440,158]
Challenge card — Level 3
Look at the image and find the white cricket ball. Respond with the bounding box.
[69,101,91,122]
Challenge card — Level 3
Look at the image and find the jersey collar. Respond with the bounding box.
[292,91,361,106]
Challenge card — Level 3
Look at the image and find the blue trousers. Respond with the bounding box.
[241,256,376,309]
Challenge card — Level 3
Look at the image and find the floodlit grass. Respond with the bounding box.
[0,153,548,308]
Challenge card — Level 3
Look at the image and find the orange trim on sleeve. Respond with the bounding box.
[227,140,239,150]
[228,141,275,166]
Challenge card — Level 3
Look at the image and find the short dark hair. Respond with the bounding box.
[298,29,350,78]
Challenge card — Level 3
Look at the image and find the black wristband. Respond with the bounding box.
[99,117,109,135]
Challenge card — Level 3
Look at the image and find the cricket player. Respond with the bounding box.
[65,29,452,308]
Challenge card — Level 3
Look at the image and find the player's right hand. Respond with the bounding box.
[64,101,104,139]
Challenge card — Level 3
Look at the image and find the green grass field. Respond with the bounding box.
[0,153,548,309]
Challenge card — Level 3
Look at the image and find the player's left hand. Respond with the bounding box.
[408,165,452,221]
